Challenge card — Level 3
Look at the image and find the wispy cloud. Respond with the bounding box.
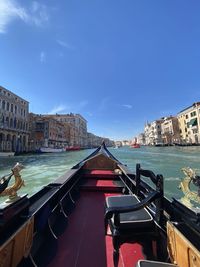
[47,104,70,114]
[57,39,75,50]
[47,100,88,114]
[40,51,46,63]
[98,97,109,112]
[29,1,49,27]
[0,0,49,33]
[122,104,133,109]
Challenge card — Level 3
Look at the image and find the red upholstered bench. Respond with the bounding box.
[83,170,119,179]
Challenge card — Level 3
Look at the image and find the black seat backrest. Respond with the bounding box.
[135,163,164,225]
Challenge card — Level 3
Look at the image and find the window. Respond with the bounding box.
[190,111,196,117]
[10,118,13,128]
[14,118,16,128]
[6,117,9,127]
[2,100,5,109]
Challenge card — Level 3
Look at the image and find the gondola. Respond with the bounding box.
[0,142,200,267]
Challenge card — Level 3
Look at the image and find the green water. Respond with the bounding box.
[0,146,200,203]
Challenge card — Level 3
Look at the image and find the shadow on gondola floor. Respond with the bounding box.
[19,180,150,267]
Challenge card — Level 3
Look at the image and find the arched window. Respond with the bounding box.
[14,118,16,128]
[2,100,5,110]
[10,118,13,128]
[7,102,9,111]
[6,117,9,127]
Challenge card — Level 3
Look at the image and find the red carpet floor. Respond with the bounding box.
[47,191,144,267]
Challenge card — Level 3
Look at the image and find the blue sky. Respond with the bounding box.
[0,1,200,140]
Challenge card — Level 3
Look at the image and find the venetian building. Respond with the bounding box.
[103,138,114,147]
[0,86,29,153]
[87,132,108,148]
[47,113,88,148]
[144,122,151,145]
[29,113,70,150]
[161,116,180,145]
[177,102,200,144]
[137,133,145,145]
[144,120,163,145]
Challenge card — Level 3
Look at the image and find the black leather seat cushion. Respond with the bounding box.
[106,195,154,230]
[136,260,177,267]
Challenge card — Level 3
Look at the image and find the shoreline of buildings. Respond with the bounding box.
[116,103,200,148]
[136,102,200,147]
[0,86,114,154]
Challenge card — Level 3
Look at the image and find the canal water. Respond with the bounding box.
[0,146,200,203]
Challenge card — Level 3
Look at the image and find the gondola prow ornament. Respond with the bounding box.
[0,162,25,202]
[179,167,200,208]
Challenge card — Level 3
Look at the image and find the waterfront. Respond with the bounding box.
[0,146,200,203]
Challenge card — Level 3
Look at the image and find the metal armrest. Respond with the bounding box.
[105,191,160,220]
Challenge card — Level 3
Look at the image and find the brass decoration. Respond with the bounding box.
[179,167,200,207]
[114,169,122,175]
[0,163,25,202]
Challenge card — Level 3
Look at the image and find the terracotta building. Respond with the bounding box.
[29,113,70,150]
[47,113,88,148]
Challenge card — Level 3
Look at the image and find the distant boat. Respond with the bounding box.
[131,143,140,148]
[0,152,15,157]
[39,147,65,153]
[65,146,81,151]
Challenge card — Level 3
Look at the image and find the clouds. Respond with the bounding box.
[56,40,75,50]
[122,104,133,109]
[0,0,49,33]
[40,51,46,63]
[47,104,69,114]
[47,100,89,114]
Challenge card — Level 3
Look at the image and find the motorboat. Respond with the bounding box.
[39,147,65,153]
[131,143,140,148]
[0,151,15,157]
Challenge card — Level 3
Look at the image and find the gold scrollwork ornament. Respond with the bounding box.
[0,163,25,203]
[179,167,200,208]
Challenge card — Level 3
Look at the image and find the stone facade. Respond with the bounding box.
[137,133,145,145]
[177,102,200,144]
[144,120,163,145]
[161,116,180,145]
[0,86,29,153]
[87,133,114,148]
[47,114,88,148]
[29,113,70,150]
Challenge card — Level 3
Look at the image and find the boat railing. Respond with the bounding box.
[117,163,164,226]
[117,165,136,194]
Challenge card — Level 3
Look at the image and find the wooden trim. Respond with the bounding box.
[0,217,34,267]
[167,221,200,267]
